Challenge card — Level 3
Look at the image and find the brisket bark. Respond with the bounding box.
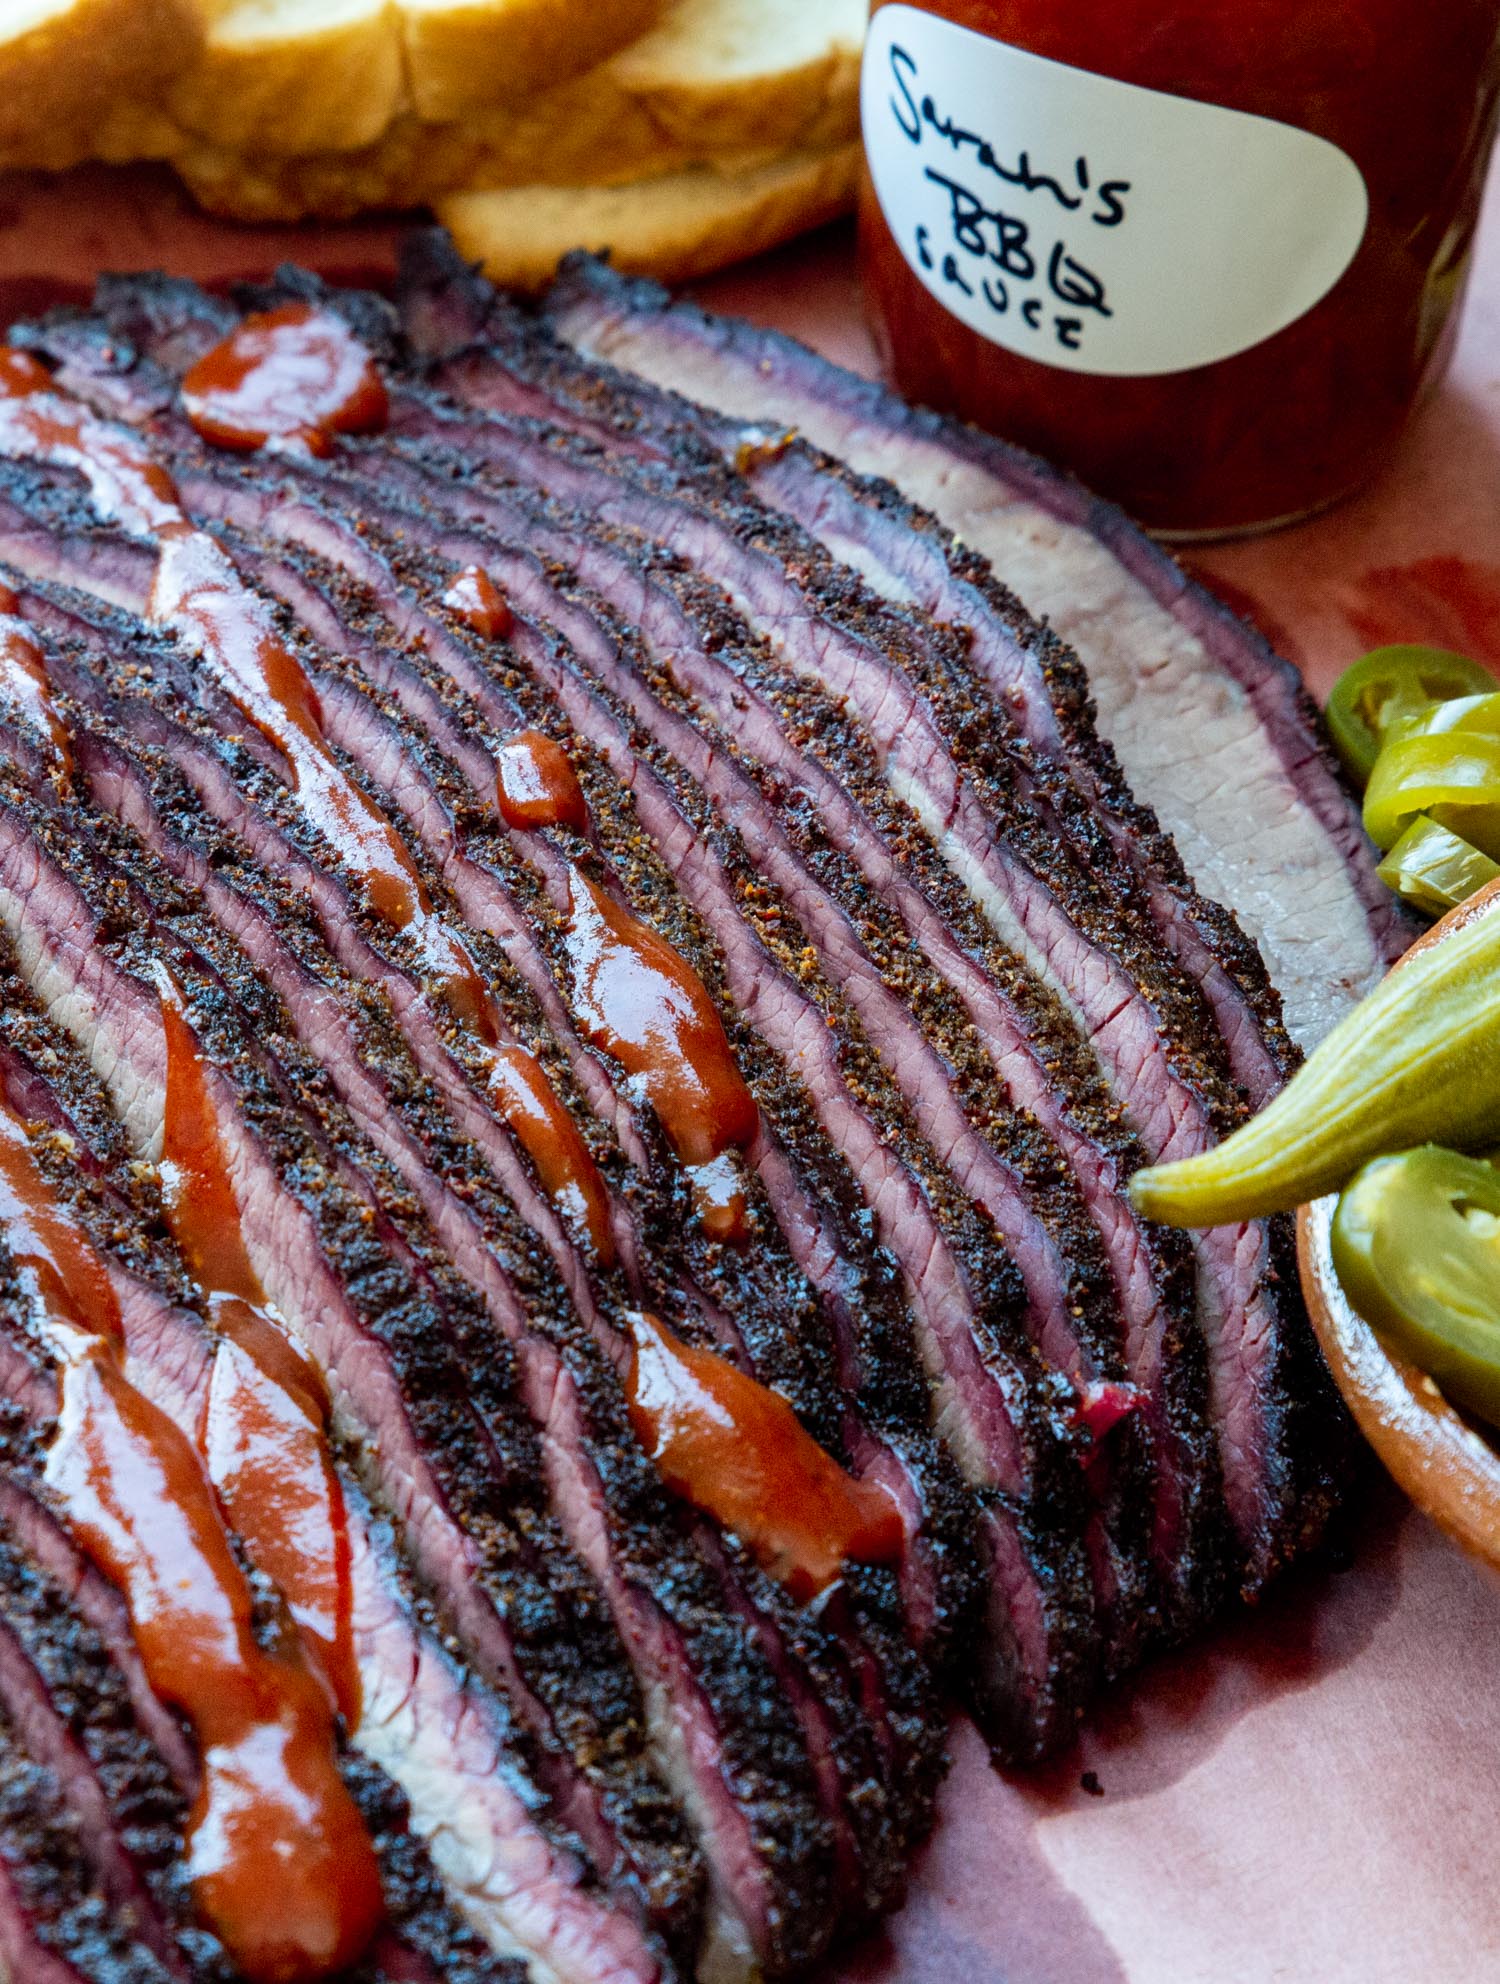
[0,248,1381,1981]
[522,248,1419,1054]
[204,280,1328,1595]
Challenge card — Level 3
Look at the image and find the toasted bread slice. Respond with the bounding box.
[165,0,404,156]
[403,0,666,122]
[0,0,202,171]
[170,0,864,219]
[608,0,864,153]
[436,140,858,291]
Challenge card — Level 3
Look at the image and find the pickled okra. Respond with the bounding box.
[1128,898,1500,1227]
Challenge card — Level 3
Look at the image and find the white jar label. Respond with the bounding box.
[861,6,1370,378]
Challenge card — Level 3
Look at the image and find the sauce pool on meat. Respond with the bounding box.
[488,1041,616,1263]
[495,728,589,833]
[443,563,514,640]
[563,865,759,1238]
[180,303,389,458]
[625,1310,906,1598]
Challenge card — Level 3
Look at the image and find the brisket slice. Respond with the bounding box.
[203,286,1329,1593]
[0,520,917,1975]
[519,248,1419,1054]
[397,238,1296,1111]
[0,1054,534,1984]
[20,287,1333,1666]
[0,961,657,1984]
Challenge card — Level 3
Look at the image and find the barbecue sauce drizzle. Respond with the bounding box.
[564,866,758,1243]
[157,970,361,1728]
[0,346,897,1598]
[180,304,389,458]
[443,564,514,641]
[625,1311,905,1598]
[489,1043,615,1263]
[0,1091,381,1983]
[495,728,589,833]
[0,582,70,776]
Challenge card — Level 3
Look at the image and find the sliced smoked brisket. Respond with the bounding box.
[0,242,1392,1982]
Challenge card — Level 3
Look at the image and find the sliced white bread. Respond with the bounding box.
[402,0,666,122]
[436,139,859,291]
[0,0,202,171]
[165,0,405,156]
[608,0,864,153]
[171,0,864,219]
[3,0,668,169]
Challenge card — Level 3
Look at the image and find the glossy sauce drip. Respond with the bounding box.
[406,913,502,1044]
[563,867,758,1181]
[496,730,589,834]
[442,565,513,640]
[489,1044,614,1263]
[625,1311,905,1599]
[0,602,69,775]
[181,304,389,458]
[159,978,360,1729]
[685,1154,751,1247]
[152,529,427,927]
[0,1097,381,1982]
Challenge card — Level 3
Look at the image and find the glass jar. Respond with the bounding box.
[858,0,1500,536]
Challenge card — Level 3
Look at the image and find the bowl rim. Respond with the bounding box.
[1295,874,1500,1565]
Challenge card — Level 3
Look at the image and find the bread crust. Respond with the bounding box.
[436,140,860,290]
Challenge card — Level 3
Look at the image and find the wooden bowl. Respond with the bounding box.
[1296,876,1500,1568]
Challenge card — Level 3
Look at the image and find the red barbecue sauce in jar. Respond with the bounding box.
[859,1,1500,534]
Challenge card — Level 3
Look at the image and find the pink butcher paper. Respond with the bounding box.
[2,151,1498,1984]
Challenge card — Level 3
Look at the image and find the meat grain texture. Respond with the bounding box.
[0,235,1400,1984]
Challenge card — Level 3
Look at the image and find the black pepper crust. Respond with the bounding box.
[0,553,913,1972]
[0,257,1366,1980]
[0,711,719,1973]
[0,543,926,1933]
